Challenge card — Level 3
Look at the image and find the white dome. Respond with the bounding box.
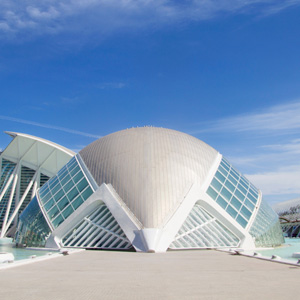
[79,127,218,228]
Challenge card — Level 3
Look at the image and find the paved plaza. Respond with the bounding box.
[0,249,299,299]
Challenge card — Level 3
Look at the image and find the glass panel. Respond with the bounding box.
[72,196,84,209]
[225,180,235,192]
[207,187,218,200]
[234,189,245,202]
[248,193,258,205]
[218,166,228,176]
[241,206,251,220]
[227,174,237,186]
[50,183,61,197]
[62,205,74,219]
[230,196,242,210]
[53,189,64,202]
[44,198,55,212]
[70,165,80,177]
[220,187,232,202]
[15,197,51,247]
[236,215,247,228]
[48,205,59,220]
[63,179,74,193]
[226,205,238,218]
[230,170,239,181]
[67,187,79,202]
[81,187,93,200]
[57,196,69,211]
[244,199,255,211]
[211,178,222,192]
[52,215,64,228]
[77,178,88,192]
[60,174,71,187]
[215,171,226,183]
[237,183,247,196]
[216,196,227,209]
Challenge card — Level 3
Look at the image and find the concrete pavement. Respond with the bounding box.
[0,249,299,299]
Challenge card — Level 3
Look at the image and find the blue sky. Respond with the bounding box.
[0,0,300,205]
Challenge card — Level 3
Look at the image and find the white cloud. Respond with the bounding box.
[0,115,101,139]
[193,100,300,134]
[246,167,300,195]
[0,0,299,39]
[97,82,126,89]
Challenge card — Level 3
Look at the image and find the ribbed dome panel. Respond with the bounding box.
[79,127,218,228]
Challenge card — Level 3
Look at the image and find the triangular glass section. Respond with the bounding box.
[62,203,132,250]
[169,204,240,249]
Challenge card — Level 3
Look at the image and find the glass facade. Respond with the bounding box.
[62,204,132,249]
[15,196,51,247]
[0,159,17,228]
[206,157,259,228]
[170,204,240,249]
[18,165,35,214]
[38,156,94,229]
[249,198,284,247]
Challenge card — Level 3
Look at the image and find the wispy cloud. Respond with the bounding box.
[191,100,300,202]
[97,82,126,90]
[0,0,299,40]
[0,115,101,139]
[192,100,300,134]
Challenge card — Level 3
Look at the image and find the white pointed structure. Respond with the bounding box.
[0,132,75,238]
[15,127,284,251]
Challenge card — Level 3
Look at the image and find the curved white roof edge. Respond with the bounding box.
[5,131,75,156]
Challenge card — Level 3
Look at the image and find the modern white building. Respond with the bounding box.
[0,132,75,239]
[273,197,300,237]
[15,127,284,252]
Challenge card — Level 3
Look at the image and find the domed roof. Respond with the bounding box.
[79,127,218,228]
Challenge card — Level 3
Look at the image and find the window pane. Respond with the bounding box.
[81,187,93,200]
[53,189,64,202]
[73,171,84,184]
[237,183,247,196]
[230,196,242,210]
[221,187,232,202]
[211,178,222,192]
[67,187,79,202]
[52,215,64,228]
[63,179,74,193]
[77,178,88,192]
[44,198,55,211]
[48,205,59,220]
[225,180,235,192]
[57,196,69,211]
[226,205,238,218]
[215,171,226,183]
[248,193,258,205]
[207,187,218,200]
[60,174,71,187]
[244,199,255,211]
[241,206,251,220]
[236,215,247,228]
[234,189,245,202]
[62,205,74,219]
[228,174,237,186]
[72,196,84,209]
[216,195,227,209]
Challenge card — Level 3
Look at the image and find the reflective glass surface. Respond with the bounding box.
[170,204,240,249]
[206,157,259,228]
[249,198,284,247]
[0,159,16,228]
[39,156,94,229]
[15,196,51,247]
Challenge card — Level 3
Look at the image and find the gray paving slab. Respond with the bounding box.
[0,249,299,300]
